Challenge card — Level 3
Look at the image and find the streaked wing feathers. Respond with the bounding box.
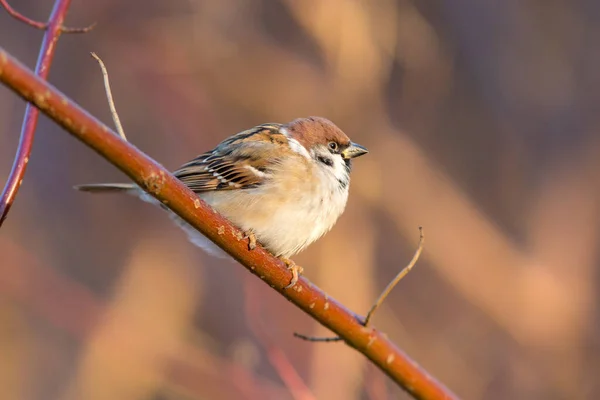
[173,124,287,192]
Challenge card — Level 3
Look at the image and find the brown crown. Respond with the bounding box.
[285,117,351,149]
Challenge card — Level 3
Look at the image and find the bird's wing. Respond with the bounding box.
[173,123,288,192]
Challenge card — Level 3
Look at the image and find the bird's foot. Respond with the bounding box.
[243,230,257,251]
[280,257,304,289]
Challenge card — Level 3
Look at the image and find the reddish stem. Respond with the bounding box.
[0,0,47,29]
[0,0,73,226]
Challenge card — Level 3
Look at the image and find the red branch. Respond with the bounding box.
[0,0,72,225]
[0,47,459,400]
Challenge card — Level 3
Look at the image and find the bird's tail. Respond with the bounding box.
[74,183,137,193]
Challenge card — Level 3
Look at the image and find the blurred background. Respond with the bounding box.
[1,0,600,399]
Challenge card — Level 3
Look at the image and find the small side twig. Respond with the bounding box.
[61,21,96,33]
[292,332,344,342]
[365,226,424,326]
[0,0,96,32]
[1,0,45,29]
[90,52,127,141]
[295,227,425,342]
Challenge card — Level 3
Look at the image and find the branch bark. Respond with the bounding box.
[0,47,459,400]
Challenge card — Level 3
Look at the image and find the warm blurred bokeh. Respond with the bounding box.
[1,1,600,399]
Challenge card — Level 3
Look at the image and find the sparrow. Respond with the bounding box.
[75,116,368,288]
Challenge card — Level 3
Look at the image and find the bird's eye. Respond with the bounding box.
[328,142,338,152]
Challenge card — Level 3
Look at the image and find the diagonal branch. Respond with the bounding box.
[0,47,459,400]
[0,0,80,226]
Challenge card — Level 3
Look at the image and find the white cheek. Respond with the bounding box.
[334,157,348,179]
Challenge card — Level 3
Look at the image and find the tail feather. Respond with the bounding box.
[74,183,137,193]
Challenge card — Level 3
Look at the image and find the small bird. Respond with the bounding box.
[76,116,368,288]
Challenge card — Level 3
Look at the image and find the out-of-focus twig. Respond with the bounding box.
[61,22,96,34]
[90,52,127,141]
[294,227,424,342]
[0,0,95,32]
[0,0,92,226]
[0,0,46,29]
[0,47,458,400]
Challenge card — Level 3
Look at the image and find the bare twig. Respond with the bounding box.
[0,0,87,226]
[90,52,127,141]
[62,21,97,33]
[0,47,458,400]
[365,227,424,326]
[293,332,344,342]
[0,0,96,32]
[295,227,424,342]
[0,0,46,29]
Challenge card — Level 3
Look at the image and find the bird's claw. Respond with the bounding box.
[243,230,257,251]
[280,258,304,289]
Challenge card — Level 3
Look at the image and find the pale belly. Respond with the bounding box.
[198,181,349,258]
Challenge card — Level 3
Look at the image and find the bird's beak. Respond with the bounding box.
[342,142,368,159]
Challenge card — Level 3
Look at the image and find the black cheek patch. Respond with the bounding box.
[344,158,352,172]
[317,156,334,167]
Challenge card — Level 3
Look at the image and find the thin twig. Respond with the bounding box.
[293,332,344,342]
[62,21,97,33]
[0,0,80,226]
[365,226,424,326]
[0,0,95,32]
[90,52,127,141]
[295,227,424,342]
[0,0,46,29]
[0,48,459,399]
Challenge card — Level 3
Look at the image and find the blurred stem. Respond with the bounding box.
[0,0,47,29]
[0,47,459,400]
[0,0,92,226]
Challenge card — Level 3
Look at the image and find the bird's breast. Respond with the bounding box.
[199,160,349,258]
